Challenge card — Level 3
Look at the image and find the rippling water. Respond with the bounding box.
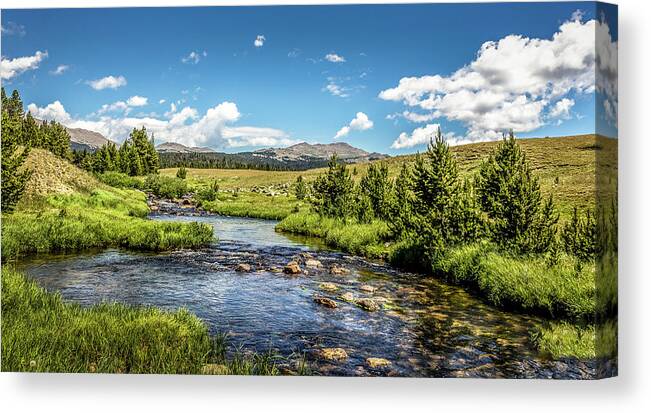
[18,214,597,378]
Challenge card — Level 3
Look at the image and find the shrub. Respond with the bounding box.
[144,174,188,199]
[294,175,309,200]
[176,166,187,179]
[97,171,143,189]
[562,206,599,261]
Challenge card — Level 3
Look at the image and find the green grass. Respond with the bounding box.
[0,267,288,374]
[532,322,597,359]
[432,242,597,320]
[201,191,306,220]
[1,188,214,260]
[276,211,390,258]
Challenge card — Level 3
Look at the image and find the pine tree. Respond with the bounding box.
[294,175,308,200]
[359,162,392,220]
[388,162,414,238]
[176,165,187,179]
[1,110,31,213]
[311,154,355,218]
[22,112,41,147]
[475,131,558,253]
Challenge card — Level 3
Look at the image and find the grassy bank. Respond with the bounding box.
[1,267,287,374]
[276,211,390,258]
[201,191,305,220]
[1,149,214,260]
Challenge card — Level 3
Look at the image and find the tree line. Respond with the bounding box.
[302,129,614,266]
[158,152,294,171]
[1,88,160,213]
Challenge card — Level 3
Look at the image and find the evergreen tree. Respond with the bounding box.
[475,131,558,253]
[21,112,41,147]
[176,165,187,179]
[388,162,415,238]
[311,154,355,218]
[1,110,31,213]
[359,162,393,220]
[294,175,308,200]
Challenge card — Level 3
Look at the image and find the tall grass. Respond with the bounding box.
[202,191,305,220]
[1,267,285,374]
[1,188,213,260]
[276,211,390,258]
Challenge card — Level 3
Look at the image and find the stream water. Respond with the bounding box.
[19,213,598,378]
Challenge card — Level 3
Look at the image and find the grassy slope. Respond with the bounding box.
[1,149,213,260]
[161,134,617,221]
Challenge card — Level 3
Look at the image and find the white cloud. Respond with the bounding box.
[1,22,26,37]
[126,95,148,107]
[182,50,207,64]
[159,99,166,104]
[1,50,48,80]
[380,15,605,144]
[50,64,69,75]
[324,81,349,98]
[596,15,618,126]
[87,75,127,90]
[28,100,293,149]
[325,53,345,63]
[548,98,575,120]
[27,101,71,123]
[334,112,373,139]
[288,48,301,58]
[96,96,149,115]
[390,123,486,149]
[254,35,266,48]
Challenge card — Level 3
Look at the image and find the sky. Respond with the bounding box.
[1,2,618,154]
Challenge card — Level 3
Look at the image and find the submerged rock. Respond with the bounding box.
[340,292,355,302]
[235,263,251,272]
[329,265,350,275]
[366,357,392,368]
[269,266,283,273]
[360,284,377,293]
[313,296,338,308]
[319,348,348,361]
[356,298,380,312]
[305,259,323,268]
[319,282,338,292]
[284,261,302,274]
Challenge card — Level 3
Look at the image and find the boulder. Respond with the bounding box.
[235,263,251,272]
[356,298,380,312]
[366,357,392,368]
[313,296,338,308]
[283,261,302,274]
[319,348,348,361]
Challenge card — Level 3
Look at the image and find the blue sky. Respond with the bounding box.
[1,2,618,154]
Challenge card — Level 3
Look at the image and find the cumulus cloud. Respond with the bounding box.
[548,98,575,120]
[334,112,373,139]
[126,95,148,107]
[28,100,294,149]
[324,81,349,98]
[27,101,71,123]
[159,99,166,104]
[380,14,615,146]
[596,14,618,126]
[254,35,266,47]
[1,50,48,80]
[87,75,127,90]
[96,96,149,115]
[325,53,345,63]
[50,64,69,75]
[390,123,488,149]
[182,50,207,64]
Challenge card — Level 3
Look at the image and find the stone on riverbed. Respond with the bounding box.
[305,259,323,268]
[235,263,251,272]
[313,296,338,308]
[360,284,376,293]
[319,282,338,292]
[356,298,380,312]
[329,265,350,275]
[284,261,302,274]
[340,292,355,302]
[366,357,392,368]
[319,348,348,361]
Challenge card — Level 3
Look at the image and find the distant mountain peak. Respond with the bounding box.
[156,142,216,153]
[252,141,387,163]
